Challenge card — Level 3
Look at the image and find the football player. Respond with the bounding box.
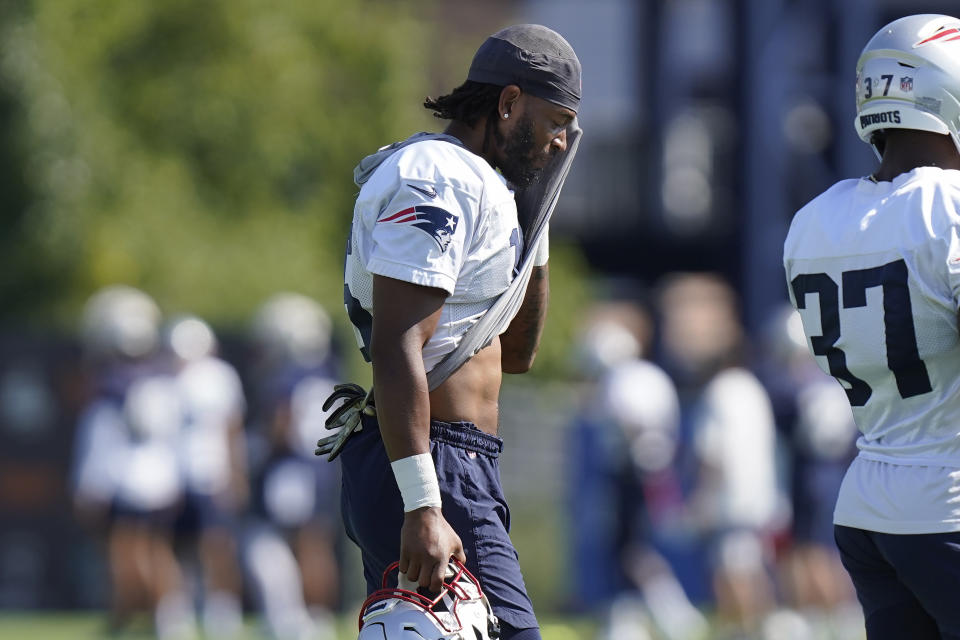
[327,24,581,640]
[783,14,960,639]
[164,315,248,639]
[71,286,192,638]
[245,293,342,640]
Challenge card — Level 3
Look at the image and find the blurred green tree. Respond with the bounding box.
[0,0,593,378]
[0,0,432,323]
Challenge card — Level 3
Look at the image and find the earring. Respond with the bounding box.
[503,113,509,119]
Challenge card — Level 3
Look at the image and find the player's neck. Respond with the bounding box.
[444,120,495,166]
[873,134,960,182]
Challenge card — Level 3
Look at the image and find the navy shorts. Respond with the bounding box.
[339,413,539,632]
[792,458,847,545]
[111,497,179,529]
[174,490,233,535]
[835,525,960,639]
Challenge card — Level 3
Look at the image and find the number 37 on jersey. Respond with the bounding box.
[790,258,934,407]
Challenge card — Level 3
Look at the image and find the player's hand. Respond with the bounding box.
[398,506,466,593]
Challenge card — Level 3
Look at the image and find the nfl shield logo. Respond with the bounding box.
[900,76,914,92]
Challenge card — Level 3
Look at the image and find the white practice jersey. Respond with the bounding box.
[344,138,523,372]
[176,356,245,494]
[783,167,960,533]
[693,367,780,530]
[72,400,127,504]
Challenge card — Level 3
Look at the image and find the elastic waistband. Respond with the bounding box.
[361,413,503,458]
[429,420,503,459]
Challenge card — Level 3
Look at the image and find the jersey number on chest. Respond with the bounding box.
[791,258,933,407]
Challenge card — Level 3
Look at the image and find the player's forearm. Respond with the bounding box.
[500,265,549,373]
[371,338,434,461]
[370,275,446,460]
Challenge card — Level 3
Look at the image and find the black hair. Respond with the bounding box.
[424,81,504,127]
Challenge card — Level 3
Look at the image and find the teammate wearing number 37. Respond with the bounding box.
[317,24,581,640]
[782,13,960,640]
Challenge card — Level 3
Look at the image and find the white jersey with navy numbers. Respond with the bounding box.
[344,138,523,372]
[783,167,960,533]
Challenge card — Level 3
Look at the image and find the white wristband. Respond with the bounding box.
[532,226,549,266]
[391,453,442,512]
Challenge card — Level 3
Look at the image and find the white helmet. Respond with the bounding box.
[250,292,332,368]
[163,314,218,362]
[357,560,500,640]
[854,14,960,159]
[80,285,161,361]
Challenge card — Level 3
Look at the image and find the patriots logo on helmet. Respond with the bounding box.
[380,206,459,252]
[913,25,960,47]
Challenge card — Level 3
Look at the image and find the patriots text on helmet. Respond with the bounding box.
[859,111,902,129]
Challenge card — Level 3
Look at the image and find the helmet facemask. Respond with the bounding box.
[357,560,500,640]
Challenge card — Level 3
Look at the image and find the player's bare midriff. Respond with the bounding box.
[428,336,502,436]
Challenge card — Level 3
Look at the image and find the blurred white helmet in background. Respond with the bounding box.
[854,13,960,158]
[574,319,641,380]
[80,285,162,361]
[164,314,218,362]
[250,292,332,368]
[358,560,499,640]
[571,301,651,380]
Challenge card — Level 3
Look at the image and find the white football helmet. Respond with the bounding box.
[357,560,500,640]
[250,292,332,368]
[164,314,218,362]
[80,285,161,361]
[854,13,960,159]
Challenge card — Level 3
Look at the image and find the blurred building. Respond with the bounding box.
[519,0,956,333]
[0,332,81,609]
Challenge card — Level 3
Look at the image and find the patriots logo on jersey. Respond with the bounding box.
[379,205,459,252]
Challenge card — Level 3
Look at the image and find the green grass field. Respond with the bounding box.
[0,612,599,640]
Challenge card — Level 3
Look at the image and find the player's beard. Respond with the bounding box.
[494,114,543,189]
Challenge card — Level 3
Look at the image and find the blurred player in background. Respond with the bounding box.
[71,286,192,638]
[783,13,960,639]
[244,293,341,640]
[592,358,709,640]
[564,298,705,640]
[657,273,784,639]
[163,314,248,639]
[756,305,861,640]
[565,301,652,614]
[324,24,581,640]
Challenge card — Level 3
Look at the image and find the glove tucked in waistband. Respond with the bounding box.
[314,382,375,461]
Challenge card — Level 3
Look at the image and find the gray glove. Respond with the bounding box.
[314,383,375,461]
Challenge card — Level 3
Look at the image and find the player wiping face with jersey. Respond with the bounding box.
[782,14,960,640]
[344,134,524,371]
[325,24,581,640]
